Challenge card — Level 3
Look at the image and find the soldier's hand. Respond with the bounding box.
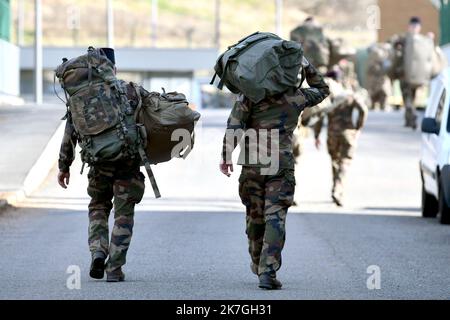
[220,161,234,177]
[315,138,321,150]
[58,171,70,189]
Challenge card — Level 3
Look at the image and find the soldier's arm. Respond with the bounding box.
[58,114,78,173]
[221,97,251,164]
[313,115,324,139]
[354,95,369,130]
[299,58,330,108]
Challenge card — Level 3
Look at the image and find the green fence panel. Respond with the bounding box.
[0,0,10,41]
[441,0,450,45]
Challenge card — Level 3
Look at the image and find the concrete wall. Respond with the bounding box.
[378,0,439,42]
[0,39,19,97]
[19,47,218,106]
[20,47,218,73]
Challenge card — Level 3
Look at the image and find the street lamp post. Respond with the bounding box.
[215,0,221,49]
[34,0,43,105]
[17,0,24,46]
[151,0,158,47]
[275,0,283,36]
[107,0,114,48]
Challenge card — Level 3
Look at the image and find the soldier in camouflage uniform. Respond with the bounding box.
[365,43,392,111]
[391,17,427,130]
[57,48,148,282]
[220,58,329,290]
[313,72,368,207]
[290,16,331,75]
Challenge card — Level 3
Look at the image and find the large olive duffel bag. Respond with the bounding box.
[211,32,303,103]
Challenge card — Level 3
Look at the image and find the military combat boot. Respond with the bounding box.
[258,272,282,290]
[89,252,106,279]
[106,268,125,282]
[332,195,343,207]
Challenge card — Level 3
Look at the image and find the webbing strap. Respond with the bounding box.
[138,147,161,199]
[209,73,217,85]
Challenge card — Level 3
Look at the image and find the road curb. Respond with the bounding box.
[1,121,65,207]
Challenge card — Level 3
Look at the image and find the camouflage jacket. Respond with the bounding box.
[313,93,368,139]
[58,81,150,173]
[222,61,330,170]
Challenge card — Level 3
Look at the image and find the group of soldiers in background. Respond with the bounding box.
[290,16,368,207]
[290,15,447,206]
[367,16,446,129]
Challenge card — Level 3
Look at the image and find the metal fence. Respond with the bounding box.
[0,39,20,96]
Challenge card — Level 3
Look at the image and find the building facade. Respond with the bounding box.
[378,0,440,42]
[0,0,20,103]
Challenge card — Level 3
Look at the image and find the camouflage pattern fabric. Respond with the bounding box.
[222,60,328,277]
[326,130,357,202]
[58,81,149,172]
[87,159,145,273]
[389,34,424,128]
[290,24,331,70]
[366,44,392,110]
[314,93,368,203]
[400,80,419,128]
[58,112,78,173]
[338,59,359,91]
[292,124,310,162]
[239,167,295,275]
[221,60,330,170]
[58,81,150,274]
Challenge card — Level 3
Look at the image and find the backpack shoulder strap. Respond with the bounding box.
[138,145,161,199]
[131,82,143,122]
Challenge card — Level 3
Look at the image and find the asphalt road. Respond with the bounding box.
[2,109,450,300]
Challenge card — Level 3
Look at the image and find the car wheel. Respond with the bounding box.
[438,184,450,225]
[422,184,438,218]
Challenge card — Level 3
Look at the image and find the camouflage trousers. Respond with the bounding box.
[369,89,388,110]
[239,167,296,275]
[293,125,310,162]
[327,130,358,202]
[87,159,145,273]
[400,81,419,128]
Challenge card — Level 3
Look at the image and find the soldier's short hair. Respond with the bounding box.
[409,16,421,25]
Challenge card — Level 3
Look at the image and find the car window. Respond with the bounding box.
[435,89,446,129]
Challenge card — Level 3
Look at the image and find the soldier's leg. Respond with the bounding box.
[259,169,295,275]
[327,135,340,199]
[401,81,417,128]
[334,132,357,203]
[106,170,145,273]
[292,132,301,162]
[239,167,265,272]
[379,90,388,111]
[410,86,418,128]
[370,93,377,110]
[87,167,114,258]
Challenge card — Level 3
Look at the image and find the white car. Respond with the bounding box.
[420,67,450,224]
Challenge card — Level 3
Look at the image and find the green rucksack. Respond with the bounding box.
[55,47,139,166]
[211,32,303,103]
[132,86,201,165]
[55,47,161,197]
[290,25,330,69]
[403,33,434,86]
